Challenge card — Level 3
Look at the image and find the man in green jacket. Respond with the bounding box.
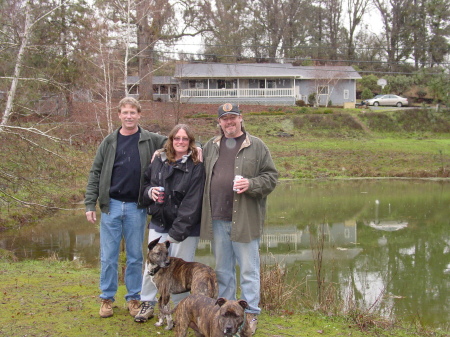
[85,97,166,318]
[200,103,278,335]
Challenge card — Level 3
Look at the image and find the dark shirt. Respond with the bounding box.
[109,130,141,202]
[210,133,246,221]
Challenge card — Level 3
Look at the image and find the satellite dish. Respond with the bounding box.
[377,78,387,88]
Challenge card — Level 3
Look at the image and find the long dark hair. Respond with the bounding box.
[164,124,200,164]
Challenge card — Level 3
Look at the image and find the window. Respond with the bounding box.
[218,79,236,89]
[188,80,207,89]
[317,86,329,95]
[344,90,349,99]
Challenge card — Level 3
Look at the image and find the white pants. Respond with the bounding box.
[140,229,199,304]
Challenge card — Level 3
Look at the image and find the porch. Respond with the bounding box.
[179,87,297,105]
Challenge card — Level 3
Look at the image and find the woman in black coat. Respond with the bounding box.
[134,124,205,323]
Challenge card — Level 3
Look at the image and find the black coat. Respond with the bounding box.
[142,151,205,242]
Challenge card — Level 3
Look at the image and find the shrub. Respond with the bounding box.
[295,99,306,107]
[308,93,317,106]
[416,88,427,99]
[361,88,373,100]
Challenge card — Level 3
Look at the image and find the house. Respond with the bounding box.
[174,63,362,106]
[126,63,362,107]
[126,75,179,102]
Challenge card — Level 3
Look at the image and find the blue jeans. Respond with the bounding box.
[140,229,199,305]
[99,198,147,302]
[212,220,261,314]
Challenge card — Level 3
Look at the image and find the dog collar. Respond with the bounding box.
[233,311,246,337]
[149,265,160,276]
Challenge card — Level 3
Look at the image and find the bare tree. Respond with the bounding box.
[0,1,33,130]
[345,0,370,60]
[200,0,250,62]
[1,0,72,129]
[135,0,209,100]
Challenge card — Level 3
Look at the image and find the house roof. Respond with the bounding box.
[174,63,297,78]
[174,63,361,80]
[298,66,362,80]
[127,76,179,85]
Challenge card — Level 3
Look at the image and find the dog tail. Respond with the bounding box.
[158,305,176,316]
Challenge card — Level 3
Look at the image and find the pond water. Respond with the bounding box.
[1,179,449,330]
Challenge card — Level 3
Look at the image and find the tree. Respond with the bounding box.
[358,74,380,93]
[410,0,428,69]
[247,0,305,62]
[426,0,450,67]
[384,75,414,94]
[1,0,33,129]
[135,0,209,100]
[373,0,415,72]
[200,0,250,62]
[324,0,344,61]
[345,0,370,60]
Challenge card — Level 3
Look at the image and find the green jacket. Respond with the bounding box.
[200,132,278,243]
[84,127,167,214]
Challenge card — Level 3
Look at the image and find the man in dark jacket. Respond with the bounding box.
[201,103,278,335]
[85,97,166,318]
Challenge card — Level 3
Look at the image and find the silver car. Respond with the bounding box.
[364,94,409,107]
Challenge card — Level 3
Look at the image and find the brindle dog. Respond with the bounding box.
[173,294,252,337]
[146,237,218,330]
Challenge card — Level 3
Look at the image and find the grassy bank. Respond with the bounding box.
[0,258,446,337]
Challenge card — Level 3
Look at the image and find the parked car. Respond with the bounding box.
[363,94,409,107]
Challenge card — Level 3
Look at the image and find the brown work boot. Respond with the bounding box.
[247,313,258,335]
[99,299,113,318]
[128,299,141,316]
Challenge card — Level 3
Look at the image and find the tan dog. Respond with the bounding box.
[173,294,252,337]
[146,237,218,330]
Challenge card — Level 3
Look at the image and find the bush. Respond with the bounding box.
[416,88,427,99]
[308,93,317,106]
[361,88,373,100]
[295,99,306,107]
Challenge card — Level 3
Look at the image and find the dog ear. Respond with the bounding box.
[215,298,227,307]
[165,240,170,249]
[148,236,162,250]
[237,300,249,310]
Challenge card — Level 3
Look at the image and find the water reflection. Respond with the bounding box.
[1,179,449,329]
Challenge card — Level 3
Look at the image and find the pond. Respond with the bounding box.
[1,179,449,330]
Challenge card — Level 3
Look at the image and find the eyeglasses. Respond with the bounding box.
[173,137,189,142]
